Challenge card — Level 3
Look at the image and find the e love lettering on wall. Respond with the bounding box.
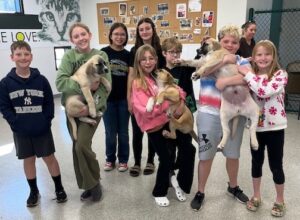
[0,30,71,49]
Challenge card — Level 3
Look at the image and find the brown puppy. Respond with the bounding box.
[146,69,198,143]
[178,38,259,150]
[65,54,111,140]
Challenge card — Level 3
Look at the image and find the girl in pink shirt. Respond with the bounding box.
[131,44,185,207]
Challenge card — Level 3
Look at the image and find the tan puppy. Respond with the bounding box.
[65,54,111,140]
[179,38,259,150]
[146,69,198,143]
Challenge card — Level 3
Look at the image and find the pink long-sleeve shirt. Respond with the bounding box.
[131,75,185,132]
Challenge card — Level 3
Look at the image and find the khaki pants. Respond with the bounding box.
[67,117,101,190]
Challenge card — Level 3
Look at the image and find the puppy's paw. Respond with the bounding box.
[162,130,170,138]
[146,97,155,112]
[216,144,224,152]
[173,58,183,66]
[155,98,163,105]
[89,109,97,118]
[191,72,200,81]
[97,111,103,117]
[251,140,259,151]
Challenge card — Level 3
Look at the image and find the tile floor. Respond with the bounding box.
[0,97,299,220]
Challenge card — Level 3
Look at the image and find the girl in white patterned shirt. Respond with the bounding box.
[238,40,288,217]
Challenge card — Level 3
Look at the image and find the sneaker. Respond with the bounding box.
[104,162,115,171]
[27,190,40,207]
[190,191,205,211]
[80,190,91,201]
[118,163,128,172]
[55,189,68,203]
[227,183,249,203]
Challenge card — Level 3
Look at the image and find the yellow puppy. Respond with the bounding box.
[146,69,198,143]
[65,54,111,140]
[178,39,259,150]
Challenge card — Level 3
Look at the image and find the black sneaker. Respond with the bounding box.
[80,190,92,201]
[90,183,102,202]
[190,191,205,211]
[227,183,249,203]
[27,190,40,207]
[55,189,68,203]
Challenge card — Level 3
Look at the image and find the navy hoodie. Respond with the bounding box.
[0,68,54,137]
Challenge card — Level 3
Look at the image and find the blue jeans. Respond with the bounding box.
[103,100,130,163]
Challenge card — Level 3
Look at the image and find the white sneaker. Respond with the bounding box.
[118,163,128,172]
[104,162,115,171]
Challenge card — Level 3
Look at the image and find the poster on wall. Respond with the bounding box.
[128,27,136,42]
[188,0,202,12]
[176,4,186,19]
[100,8,109,16]
[119,3,127,16]
[157,3,169,14]
[0,0,80,49]
[202,11,214,27]
[143,6,149,14]
[179,18,192,30]
[129,5,136,15]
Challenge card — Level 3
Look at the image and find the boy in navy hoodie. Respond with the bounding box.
[0,41,67,207]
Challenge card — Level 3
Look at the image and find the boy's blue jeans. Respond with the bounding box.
[103,100,130,164]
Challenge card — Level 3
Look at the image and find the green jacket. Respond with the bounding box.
[55,48,111,112]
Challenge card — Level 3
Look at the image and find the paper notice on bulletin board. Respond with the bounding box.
[202,11,214,27]
[188,0,202,12]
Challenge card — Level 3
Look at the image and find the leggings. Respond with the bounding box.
[169,131,196,193]
[131,115,155,166]
[251,129,285,184]
[148,124,172,197]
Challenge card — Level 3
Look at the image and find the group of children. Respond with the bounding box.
[0,19,287,217]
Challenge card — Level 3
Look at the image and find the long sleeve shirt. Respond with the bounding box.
[244,69,288,132]
[131,75,186,132]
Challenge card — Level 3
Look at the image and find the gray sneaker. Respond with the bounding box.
[227,183,249,203]
[90,183,102,202]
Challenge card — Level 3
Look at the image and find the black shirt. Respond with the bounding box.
[101,46,130,101]
[237,37,255,58]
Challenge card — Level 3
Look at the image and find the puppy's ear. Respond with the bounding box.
[212,40,221,51]
[166,72,174,84]
[85,62,93,74]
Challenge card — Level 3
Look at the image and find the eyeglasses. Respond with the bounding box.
[112,33,126,37]
[167,50,182,56]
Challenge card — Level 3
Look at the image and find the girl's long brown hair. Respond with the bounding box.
[252,40,281,80]
[134,17,162,52]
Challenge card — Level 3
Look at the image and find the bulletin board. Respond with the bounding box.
[96,0,217,44]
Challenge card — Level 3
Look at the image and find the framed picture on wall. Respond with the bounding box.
[119,3,127,16]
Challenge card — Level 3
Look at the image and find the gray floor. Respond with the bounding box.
[0,97,299,220]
